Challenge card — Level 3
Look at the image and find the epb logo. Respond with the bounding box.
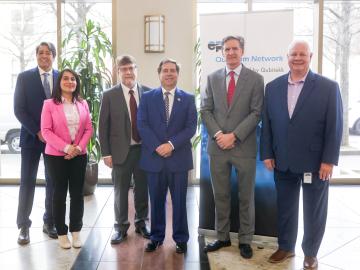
[208,41,222,52]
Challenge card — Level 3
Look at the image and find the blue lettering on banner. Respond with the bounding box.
[215,57,225,62]
[251,56,283,62]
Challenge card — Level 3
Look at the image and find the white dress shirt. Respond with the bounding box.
[225,64,242,91]
[162,87,176,150]
[214,64,243,138]
[61,97,80,153]
[162,87,176,116]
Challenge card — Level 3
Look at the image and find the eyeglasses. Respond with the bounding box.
[119,65,136,72]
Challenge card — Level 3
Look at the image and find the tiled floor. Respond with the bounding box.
[206,186,360,270]
[0,185,208,270]
[0,185,359,269]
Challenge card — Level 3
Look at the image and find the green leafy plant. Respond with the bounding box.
[192,37,202,149]
[60,19,113,162]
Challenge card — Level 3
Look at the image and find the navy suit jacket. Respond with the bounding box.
[14,67,59,149]
[260,70,343,173]
[137,87,197,173]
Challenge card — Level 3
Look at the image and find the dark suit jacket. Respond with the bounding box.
[98,83,150,165]
[137,87,197,173]
[14,67,59,149]
[260,70,343,173]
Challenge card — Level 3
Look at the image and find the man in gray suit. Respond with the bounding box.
[99,55,150,244]
[201,35,264,258]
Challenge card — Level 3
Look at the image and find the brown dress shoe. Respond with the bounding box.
[268,249,295,263]
[304,256,318,269]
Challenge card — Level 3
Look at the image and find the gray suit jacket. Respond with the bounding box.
[200,65,264,158]
[99,83,151,164]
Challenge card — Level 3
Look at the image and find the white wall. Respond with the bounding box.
[115,0,196,92]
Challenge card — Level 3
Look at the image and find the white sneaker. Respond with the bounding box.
[58,235,71,249]
[71,231,82,248]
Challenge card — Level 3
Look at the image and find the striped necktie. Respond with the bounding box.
[43,73,51,99]
[164,92,170,124]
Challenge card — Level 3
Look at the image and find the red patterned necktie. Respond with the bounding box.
[227,71,236,106]
[129,90,141,142]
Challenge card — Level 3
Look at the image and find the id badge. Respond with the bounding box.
[303,173,312,184]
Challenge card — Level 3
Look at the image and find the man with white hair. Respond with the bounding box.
[260,40,343,269]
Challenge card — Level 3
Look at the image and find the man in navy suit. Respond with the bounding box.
[14,42,59,245]
[137,58,197,254]
[260,40,343,270]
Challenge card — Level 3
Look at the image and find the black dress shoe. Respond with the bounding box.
[111,231,127,244]
[43,224,58,239]
[135,226,150,239]
[203,239,231,253]
[145,240,162,252]
[176,242,187,254]
[17,227,30,245]
[239,243,253,259]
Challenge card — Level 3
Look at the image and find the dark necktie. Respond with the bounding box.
[129,89,141,142]
[43,73,51,99]
[227,71,235,106]
[164,92,170,124]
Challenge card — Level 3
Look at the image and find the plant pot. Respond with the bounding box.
[83,161,98,196]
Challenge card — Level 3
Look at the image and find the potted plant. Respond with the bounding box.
[60,19,113,195]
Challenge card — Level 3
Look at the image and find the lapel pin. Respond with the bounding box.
[177,98,181,101]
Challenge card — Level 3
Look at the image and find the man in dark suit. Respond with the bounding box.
[137,58,197,254]
[201,35,264,259]
[14,42,59,245]
[99,55,150,244]
[260,40,343,270]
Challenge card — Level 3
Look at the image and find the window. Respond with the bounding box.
[0,1,57,179]
[253,0,314,43]
[323,0,360,179]
[0,0,112,180]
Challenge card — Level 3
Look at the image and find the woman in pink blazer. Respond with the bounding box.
[41,68,92,249]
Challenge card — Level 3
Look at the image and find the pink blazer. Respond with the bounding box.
[41,99,93,156]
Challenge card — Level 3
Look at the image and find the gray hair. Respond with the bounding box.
[287,40,312,55]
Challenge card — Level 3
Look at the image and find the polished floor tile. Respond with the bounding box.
[320,235,360,270]
[205,186,360,270]
[205,237,344,270]
[97,261,142,270]
[72,186,207,270]
[0,185,359,269]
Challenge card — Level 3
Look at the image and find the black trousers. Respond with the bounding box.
[44,154,87,235]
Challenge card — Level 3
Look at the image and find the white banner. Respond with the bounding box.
[200,10,294,85]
